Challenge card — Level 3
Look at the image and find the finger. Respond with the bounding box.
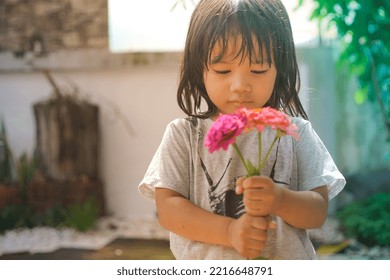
[243,176,273,190]
[267,216,277,230]
[244,188,266,199]
[246,208,268,217]
[243,197,270,216]
[235,177,245,194]
[246,239,266,250]
[249,216,268,230]
[243,196,260,208]
[243,240,265,259]
[248,229,267,241]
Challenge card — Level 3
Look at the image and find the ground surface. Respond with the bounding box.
[0,238,174,260]
[0,216,388,260]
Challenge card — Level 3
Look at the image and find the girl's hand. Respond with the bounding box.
[227,213,268,259]
[236,176,283,216]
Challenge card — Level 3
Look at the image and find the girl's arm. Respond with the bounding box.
[273,184,328,229]
[237,176,328,229]
[155,187,270,259]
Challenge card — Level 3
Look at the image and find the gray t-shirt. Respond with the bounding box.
[139,116,345,259]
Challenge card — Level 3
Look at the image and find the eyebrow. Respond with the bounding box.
[209,55,268,65]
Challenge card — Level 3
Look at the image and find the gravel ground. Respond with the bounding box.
[1,216,389,259]
[0,216,168,256]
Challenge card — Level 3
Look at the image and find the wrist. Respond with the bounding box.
[272,184,285,215]
[226,218,236,248]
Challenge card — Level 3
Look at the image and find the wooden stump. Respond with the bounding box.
[33,96,99,182]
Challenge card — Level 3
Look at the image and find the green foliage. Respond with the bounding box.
[15,152,37,203]
[0,119,15,184]
[0,119,37,191]
[298,0,390,134]
[0,204,34,231]
[337,192,390,247]
[0,198,99,233]
[30,205,68,228]
[0,204,68,231]
[63,197,99,232]
[16,153,37,189]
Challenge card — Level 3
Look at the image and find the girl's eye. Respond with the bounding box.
[251,69,268,74]
[214,70,230,74]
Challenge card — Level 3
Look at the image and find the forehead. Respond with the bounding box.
[209,35,271,64]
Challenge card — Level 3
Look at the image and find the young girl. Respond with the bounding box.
[139,0,345,259]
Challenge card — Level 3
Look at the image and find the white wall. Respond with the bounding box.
[297,47,339,162]
[0,59,184,220]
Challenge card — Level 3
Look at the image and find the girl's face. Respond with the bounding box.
[204,37,277,117]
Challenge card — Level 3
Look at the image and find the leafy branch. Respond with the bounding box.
[298,0,390,135]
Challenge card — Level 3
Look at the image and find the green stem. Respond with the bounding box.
[233,143,250,175]
[259,135,279,170]
[258,132,262,175]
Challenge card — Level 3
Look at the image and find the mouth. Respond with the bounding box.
[229,101,254,107]
[229,101,254,104]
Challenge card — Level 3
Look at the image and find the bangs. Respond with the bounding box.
[205,6,274,67]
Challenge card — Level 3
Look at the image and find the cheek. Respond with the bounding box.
[203,72,220,95]
[253,74,277,104]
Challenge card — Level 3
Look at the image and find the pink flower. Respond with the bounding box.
[205,107,300,176]
[238,107,299,139]
[237,107,266,132]
[204,114,246,153]
[260,107,299,139]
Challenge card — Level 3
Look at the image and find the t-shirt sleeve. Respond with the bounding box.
[295,121,346,200]
[138,119,191,201]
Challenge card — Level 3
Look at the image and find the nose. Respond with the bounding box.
[230,73,251,94]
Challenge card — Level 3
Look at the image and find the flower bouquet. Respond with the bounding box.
[204,107,299,259]
[204,107,299,177]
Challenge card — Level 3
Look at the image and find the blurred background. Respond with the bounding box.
[0,0,389,259]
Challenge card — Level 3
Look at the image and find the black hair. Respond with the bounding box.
[177,0,308,119]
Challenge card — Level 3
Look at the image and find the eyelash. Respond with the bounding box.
[214,70,230,74]
[213,69,268,75]
[251,70,268,74]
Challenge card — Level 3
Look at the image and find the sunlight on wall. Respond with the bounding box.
[108,0,322,53]
[108,0,194,52]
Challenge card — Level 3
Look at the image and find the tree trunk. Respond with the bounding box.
[33,96,99,182]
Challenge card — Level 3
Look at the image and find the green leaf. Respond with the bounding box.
[246,160,255,176]
[354,87,368,105]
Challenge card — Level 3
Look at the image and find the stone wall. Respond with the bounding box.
[0,0,108,56]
